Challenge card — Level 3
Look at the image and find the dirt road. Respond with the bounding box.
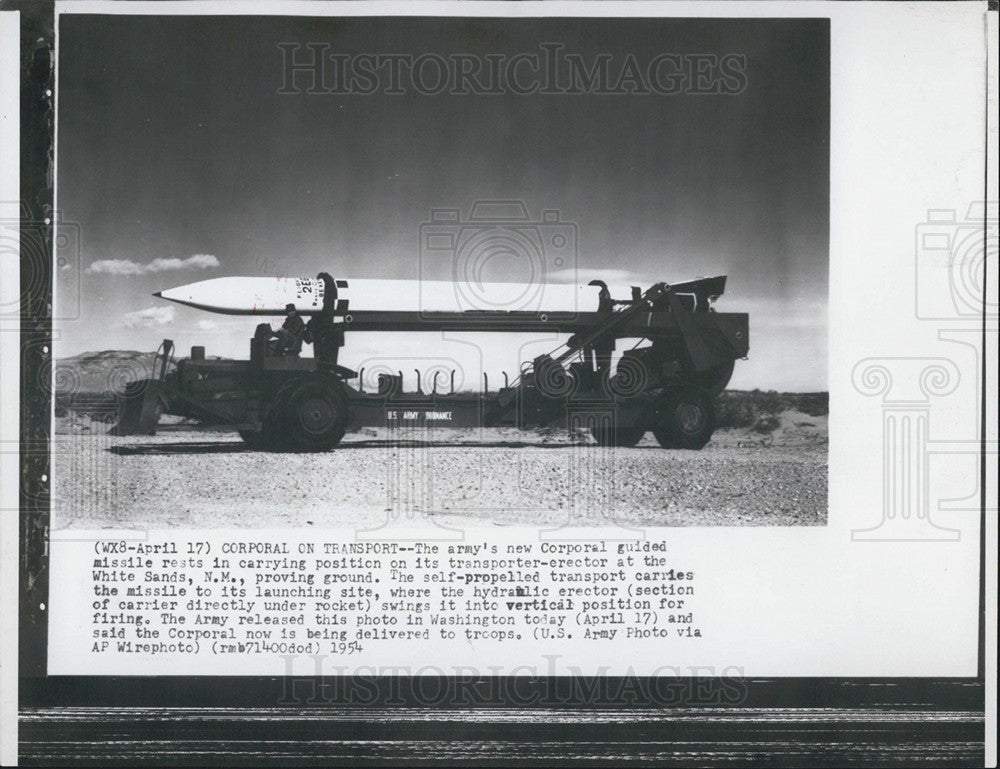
[52,413,827,529]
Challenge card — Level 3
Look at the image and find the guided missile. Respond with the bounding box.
[153,275,631,316]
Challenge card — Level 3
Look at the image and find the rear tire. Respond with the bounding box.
[653,388,715,449]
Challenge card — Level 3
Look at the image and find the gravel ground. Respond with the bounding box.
[52,411,827,529]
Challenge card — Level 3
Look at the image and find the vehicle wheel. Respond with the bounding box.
[277,377,348,452]
[654,388,715,449]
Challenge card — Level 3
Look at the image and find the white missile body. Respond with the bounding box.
[154,276,628,315]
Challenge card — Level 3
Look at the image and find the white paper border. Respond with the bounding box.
[41,0,996,685]
[0,10,21,767]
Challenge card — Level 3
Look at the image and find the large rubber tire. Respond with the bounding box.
[273,376,349,452]
[653,388,715,450]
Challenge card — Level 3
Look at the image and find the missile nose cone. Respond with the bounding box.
[153,291,163,298]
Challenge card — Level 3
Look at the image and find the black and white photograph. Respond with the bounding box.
[1,2,993,767]
[51,14,829,530]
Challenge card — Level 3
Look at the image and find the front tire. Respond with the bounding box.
[653,388,715,449]
[273,377,349,452]
[280,378,347,451]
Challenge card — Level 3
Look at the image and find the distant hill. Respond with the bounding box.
[55,350,171,396]
[715,390,828,428]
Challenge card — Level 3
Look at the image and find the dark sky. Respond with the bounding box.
[57,14,829,390]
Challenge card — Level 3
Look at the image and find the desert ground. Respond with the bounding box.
[52,410,827,530]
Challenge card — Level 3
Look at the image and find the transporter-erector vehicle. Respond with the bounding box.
[114,273,749,451]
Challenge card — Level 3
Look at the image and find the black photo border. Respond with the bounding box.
[13,2,987,765]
